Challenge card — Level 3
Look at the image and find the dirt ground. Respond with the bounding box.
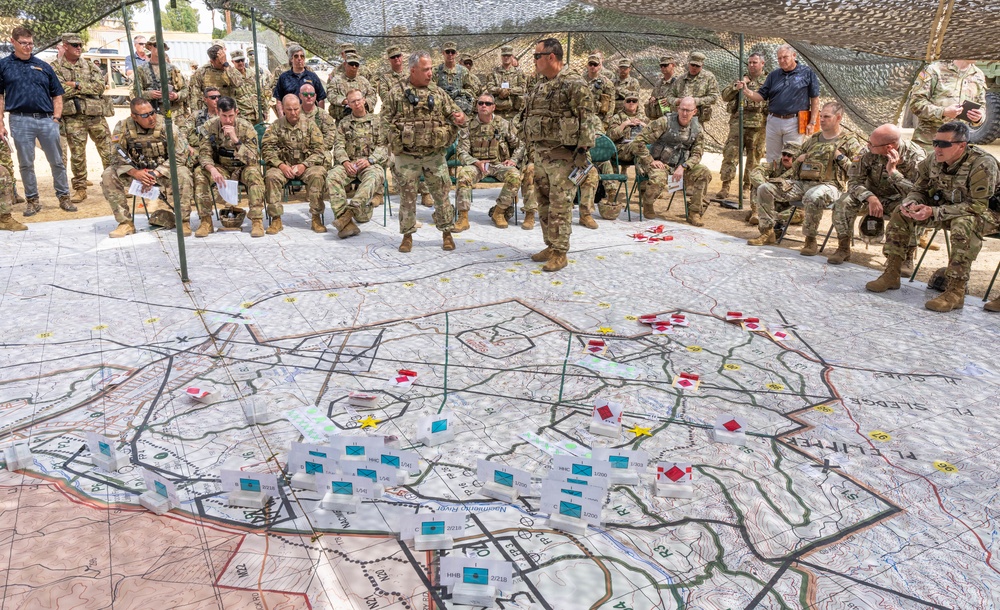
[11,107,1000,302]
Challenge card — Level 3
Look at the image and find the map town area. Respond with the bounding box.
[1,209,997,609]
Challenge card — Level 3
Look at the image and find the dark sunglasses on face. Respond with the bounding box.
[931,139,964,148]
[133,111,155,118]
[533,52,553,60]
[234,59,245,63]
[444,50,456,55]
[781,153,794,158]
[390,54,402,59]
[588,62,599,67]
[477,101,494,106]
[67,43,83,48]
[301,92,316,97]
[206,95,221,100]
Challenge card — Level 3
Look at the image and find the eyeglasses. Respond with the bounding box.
[206,95,221,100]
[300,92,316,98]
[588,62,599,67]
[932,139,965,148]
[292,54,305,59]
[67,43,83,49]
[444,50,457,55]
[14,39,33,47]
[132,111,155,118]
[533,52,554,60]
[477,101,494,106]
[347,97,365,104]
[234,59,245,63]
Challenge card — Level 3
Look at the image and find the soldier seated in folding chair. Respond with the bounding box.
[454,93,524,230]
[103,99,193,238]
[628,96,712,226]
[262,94,328,234]
[751,101,863,253]
[195,96,266,237]
[746,141,805,243]
[326,89,388,239]
[601,94,646,216]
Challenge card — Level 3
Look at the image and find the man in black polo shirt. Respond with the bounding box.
[0,26,73,216]
[272,44,326,119]
[737,44,820,163]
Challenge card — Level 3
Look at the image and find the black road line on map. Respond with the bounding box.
[743,558,792,609]
[468,512,553,610]
[396,538,449,608]
[47,284,234,317]
[794,558,952,610]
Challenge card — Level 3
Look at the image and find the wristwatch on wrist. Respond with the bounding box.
[681,162,690,169]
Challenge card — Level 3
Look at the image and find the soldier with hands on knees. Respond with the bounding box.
[327,89,388,239]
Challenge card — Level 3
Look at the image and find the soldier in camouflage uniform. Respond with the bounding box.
[827,124,925,266]
[230,49,264,125]
[522,38,596,271]
[602,95,646,212]
[185,87,221,212]
[247,49,272,98]
[749,102,863,253]
[612,59,641,115]
[866,121,1000,312]
[0,138,25,208]
[717,53,767,199]
[135,37,189,125]
[455,93,524,230]
[645,55,677,121]
[666,52,720,126]
[629,97,712,226]
[262,94,329,233]
[103,99,193,238]
[195,96,266,237]
[298,83,338,164]
[487,46,526,122]
[335,43,378,84]
[585,55,615,129]
[327,53,375,120]
[376,46,408,103]
[189,45,244,113]
[0,136,24,230]
[746,140,803,227]
[383,50,467,252]
[51,33,113,204]
[434,42,477,115]
[460,54,485,96]
[327,89,388,239]
[909,60,987,151]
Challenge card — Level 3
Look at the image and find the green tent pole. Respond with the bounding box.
[251,8,265,125]
[151,0,189,282]
[121,4,142,100]
[738,33,745,210]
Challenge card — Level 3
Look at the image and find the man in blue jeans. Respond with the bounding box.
[0,25,73,217]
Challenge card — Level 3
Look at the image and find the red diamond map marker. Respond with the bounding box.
[597,405,614,420]
[723,419,742,432]
[665,465,685,482]
[677,378,693,388]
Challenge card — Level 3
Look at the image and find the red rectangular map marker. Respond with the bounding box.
[723,419,741,432]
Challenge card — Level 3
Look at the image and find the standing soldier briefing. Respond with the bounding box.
[666,52,720,126]
[521,38,595,272]
[382,50,467,253]
[51,32,113,205]
[646,55,677,120]
[717,52,767,200]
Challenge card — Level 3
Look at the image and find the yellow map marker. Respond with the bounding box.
[358,416,381,430]
[933,460,957,473]
[626,424,653,438]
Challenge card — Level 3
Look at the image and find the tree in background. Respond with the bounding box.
[162,0,200,33]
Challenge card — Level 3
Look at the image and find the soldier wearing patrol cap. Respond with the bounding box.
[230,49,264,124]
[459,54,484,95]
[666,51,720,125]
[646,55,677,120]
[135,37,189,124]
[51,32,113,204]
[746,140,802,231]
[585,54,615,129]
[434,41,477,114]
[487,46,527,122]
[335,42,377,83]
[717,52,768,199]
[327,53,374,120]
[376,45,408,103]
[189,44,244,113]
[612,58,640,115]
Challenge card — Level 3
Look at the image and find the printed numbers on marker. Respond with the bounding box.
[403,283,415,288]
[144,318,159,324]
[868,430,891,442]
[326,293,338,298]
[687,345,702,352]
[766,383,784,391]
[933,460,957,473]
[724,363,740,371]
[284,297,297,303]
[814,405,834,414]
[37,332,53,339]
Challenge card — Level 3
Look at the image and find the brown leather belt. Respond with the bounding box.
[769,112,797,119]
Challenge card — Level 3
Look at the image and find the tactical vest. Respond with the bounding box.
[524,77,587,148]
[434,65,474,113]
[274,121,311,165]
[59,60,110,118]
[344,117,378,160]
[650,114,701,168]
[210,128,244,169]
[798,133,850,185]
[201,66,236,98]
[492,69,523,112]
[470,121,508,162]
[927,146,1000,211]
[394,87,458,155]
[141,62,186,113]
[124,118,168,168]
[589,78,613,116]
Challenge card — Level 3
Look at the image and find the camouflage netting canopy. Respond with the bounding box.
[8,0,990,146]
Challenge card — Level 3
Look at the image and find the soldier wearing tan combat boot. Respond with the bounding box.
[327,89,388,239]
[865,122,999,313]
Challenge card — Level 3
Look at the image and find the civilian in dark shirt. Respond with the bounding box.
[273,44,326,118]
[0,26,73,215]
[737,44,820,162]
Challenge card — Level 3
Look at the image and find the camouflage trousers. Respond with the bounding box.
[757,180,839,235]
[883,208,999,282]
[327,164,382,222]
[394,151,454,234]
[601,148,634,200]
[640,161,712,214]
[520,162,536,212]
[832,193,903,240]
[194,165,265,219]
[719,123,764,186]
[576,165,598,215]
[63,115,113,189]
[456,163,521,211]
[0,138,17,196]
[390,154,429,196]
[266,166,327,217]
[102,166,193,224]
[534,150,578,252]
[0,165,14,215]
